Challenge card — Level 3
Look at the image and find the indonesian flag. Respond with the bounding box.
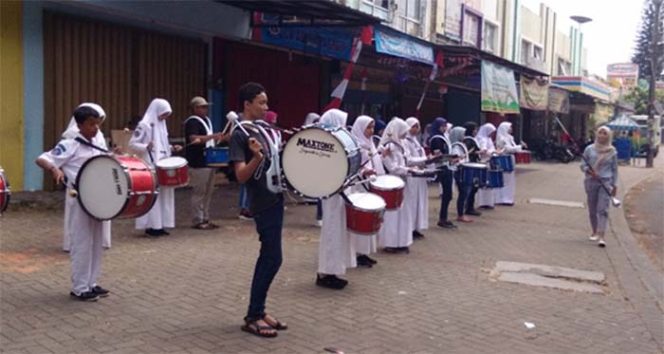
[324,26,373,112]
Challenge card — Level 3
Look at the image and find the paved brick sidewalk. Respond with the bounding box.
[1,161,662,353]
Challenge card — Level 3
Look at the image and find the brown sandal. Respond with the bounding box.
[263,314,288,330]
[241,319,277,338]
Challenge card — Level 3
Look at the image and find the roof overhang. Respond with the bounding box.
[217,0,381,27]
[439,45,549,77]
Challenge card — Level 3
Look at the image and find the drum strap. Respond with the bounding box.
[75,137,109,153]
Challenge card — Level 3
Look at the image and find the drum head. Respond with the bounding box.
[347,192,386,212]
[282,127,351,198]
[370,175,405,190]
[156,157,187,169]
[77,156,129,220]
[462,162,487,169]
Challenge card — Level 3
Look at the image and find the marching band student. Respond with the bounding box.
[405,117,429,239]
[230,82,287,337]
[350,115,383,267]
[379,118,414,253]
[581,126,618,248]
[428,118,457,229]
[476,123,498,209]
[449,126,473,223]
[61,103,111,251]
[495,122,525,206]
[463,122,482,216]
[316,109,357,289]
[129,98,183,237]
[36,105,111,301]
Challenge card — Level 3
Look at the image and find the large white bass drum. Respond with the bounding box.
[281,126,360,199]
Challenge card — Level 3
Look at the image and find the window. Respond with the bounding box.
[406,0,420,19]
[360,0,390,20]
[483,22,498,53]
[463,12,481,47]
[521,39,532,65]
[558,58,571,76]
[533,45,543,61]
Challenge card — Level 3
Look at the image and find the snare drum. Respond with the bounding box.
[485,170,504,189]
[490,155,514,172]
[461,163,488,188]
[281,126,361,199]
[0,167,10,214]
[205,147,230,167]
[368,175,405,210]
[156,157,189,187]
[345,192,386,235]
[515,150,532,164]
[76,155,158,220]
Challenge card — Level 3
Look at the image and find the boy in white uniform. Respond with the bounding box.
[36,105,111,301]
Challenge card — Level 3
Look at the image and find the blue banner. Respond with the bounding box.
[260,26,356,61]
[374,27,433,64]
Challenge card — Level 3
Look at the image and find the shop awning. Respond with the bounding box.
[551,76,611,102]
[217,0,381,27]
[439,45,549,77]
[607,115,640,131]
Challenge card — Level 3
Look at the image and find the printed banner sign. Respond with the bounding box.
[548,87,570,114]
[519,76,548,111]
[481,61,519,114]
[374,27,433,64]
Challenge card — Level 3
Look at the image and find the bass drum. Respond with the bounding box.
[76,155,158,220]
[281,126,360,199]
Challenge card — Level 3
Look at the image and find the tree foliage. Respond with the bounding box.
[632,0,664,80]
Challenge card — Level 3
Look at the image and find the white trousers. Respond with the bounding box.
[69,201,104,295]
[64,195,110,251]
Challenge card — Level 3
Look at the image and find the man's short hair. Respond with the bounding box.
[238,82,266,109]
[73,106,100,125]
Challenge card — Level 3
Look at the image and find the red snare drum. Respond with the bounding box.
[0,167,11,214]
[368,175,405,210]
[345,193,386,235]
[156,157,189,187]
[515,151,532,164]
[76,155,158,220]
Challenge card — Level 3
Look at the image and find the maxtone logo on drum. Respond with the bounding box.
[296,138,336,153]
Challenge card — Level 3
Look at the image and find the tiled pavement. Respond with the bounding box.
[1,161,662,354]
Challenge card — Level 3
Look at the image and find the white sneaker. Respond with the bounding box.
[598,240,606,248]
[589,235,599,241]
[316,220,323,227]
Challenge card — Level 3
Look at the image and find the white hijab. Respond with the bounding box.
[496,122,516,147]
[351,115,376,153]
[405,117,424,149]
[304,112,321,126]
[449,126,466,144]
[62,103,106,144]
[380,117,409,147]
[476,123,496,151]
[319,109,347,129]
[138,98,172,154]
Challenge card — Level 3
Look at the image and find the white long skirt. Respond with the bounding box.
[135,187,175,230]
[318,195,356,275]
[495,171,516,204]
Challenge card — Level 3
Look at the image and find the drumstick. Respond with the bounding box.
[148,123,156,164]
[227,111,251,137]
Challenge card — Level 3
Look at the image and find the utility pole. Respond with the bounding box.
[647,0,662,168]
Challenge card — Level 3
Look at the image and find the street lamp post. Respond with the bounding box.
[570,16,592,76]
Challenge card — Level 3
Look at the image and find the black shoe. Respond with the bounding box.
[356,255,373,268]
[316,275,348,290]
[70,291,99,302]
[497,203,514,207]
[412,230,425,240]
[383,247,400,254]
[478,205,495,210]
[437,221,458,229]
[398,247,410,254]
[91,285,110,298]
[145,228,161,237]
[364,255,377,265]
[466,209,482,216]
[157,229,170,236]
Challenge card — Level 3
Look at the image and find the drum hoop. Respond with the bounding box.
[157,157,187,169]
[346,193,386,212]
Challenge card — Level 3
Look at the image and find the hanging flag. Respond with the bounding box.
[416,51,444,116]
[323,26,373,112]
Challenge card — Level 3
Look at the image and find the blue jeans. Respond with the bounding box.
[246,196,284,320]
[239,185,250,210]
[438,169,454,222]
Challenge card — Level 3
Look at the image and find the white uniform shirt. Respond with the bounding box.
[38,134,105,187]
